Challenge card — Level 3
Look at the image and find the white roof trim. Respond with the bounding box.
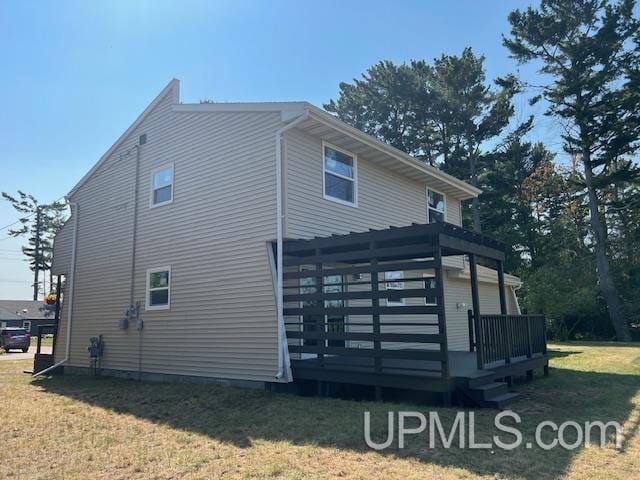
[305,106,482,199]
[67,78,180,198]
[172,101,309,113]
[66,79,480,201]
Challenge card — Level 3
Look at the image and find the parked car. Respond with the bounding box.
[1,328,30,353]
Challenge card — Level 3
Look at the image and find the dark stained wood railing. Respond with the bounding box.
[472,313,547,369]
[282,230,450,379]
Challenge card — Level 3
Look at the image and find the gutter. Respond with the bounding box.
[274,110,309,380]
[33,200,79,377]
[510,284,523,315]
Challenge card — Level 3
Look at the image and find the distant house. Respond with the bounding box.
[50,79,548,407]
[0,300,54,335]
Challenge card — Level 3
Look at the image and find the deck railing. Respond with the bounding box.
[470,313,547,370]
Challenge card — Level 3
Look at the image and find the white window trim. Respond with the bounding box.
[145,266,171,311]
[149,163,174,208]
[385,271,405,306]
[426,187,447,223]
[22,320,31,332]
[322,141,358,208]
[423,273,437,306]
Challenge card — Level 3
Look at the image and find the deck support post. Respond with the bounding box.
[544,364,549,377]
[469,254,482,370]
[375,386,383,402]
[434,237,449,380]
[497,260,507,315]
[442,391,452,407]
[315,252,324,368]
[370,251,382,374]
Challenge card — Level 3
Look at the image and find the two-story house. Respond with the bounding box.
[45,79,548,407]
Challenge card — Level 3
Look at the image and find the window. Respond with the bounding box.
[427,189,445,223]
[385,271,405,306]
[22,321,31,333]
[146,267,171,310]
[323,143,357,206]
[151,165,173,207]
[423,275,437,306]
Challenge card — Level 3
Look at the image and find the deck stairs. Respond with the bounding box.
[456,370,520,409]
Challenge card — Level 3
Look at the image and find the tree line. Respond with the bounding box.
[325,0,640,341]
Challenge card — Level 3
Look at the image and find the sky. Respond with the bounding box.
[0,0,556,299]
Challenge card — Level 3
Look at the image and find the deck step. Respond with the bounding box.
[482,392,520,409]
[462,381,509,403]
[463,371,495,388]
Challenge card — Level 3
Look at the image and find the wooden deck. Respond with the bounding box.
[291,350,549,403]
[292,350,548,380]
[281,223,549,408]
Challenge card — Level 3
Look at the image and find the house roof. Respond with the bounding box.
[0,300,51,320]
[0,306,21,321]
[67,79,481,201]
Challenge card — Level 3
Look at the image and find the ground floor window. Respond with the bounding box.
[146,266,171,310]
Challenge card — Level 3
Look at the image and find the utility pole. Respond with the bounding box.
[33,206,41,301]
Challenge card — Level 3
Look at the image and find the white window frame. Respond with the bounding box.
[145,266,171,311]
[22,320,31,333]
[385,271,405,306]
[426,187,447,223]
[150,163,174,208]
[322,141,358,208]
[423,274,437,306]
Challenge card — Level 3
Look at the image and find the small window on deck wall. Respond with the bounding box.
[385,271,405,306]
[427,189,445,223]
[146,267,171,310]
[323,143,357,206]
[151,164,174,207]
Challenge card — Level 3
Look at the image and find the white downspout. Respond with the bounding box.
[511,284,522,315]
[275,110,309,379]
[33,200,79,377]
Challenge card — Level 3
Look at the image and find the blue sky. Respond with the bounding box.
[0,0,554,298]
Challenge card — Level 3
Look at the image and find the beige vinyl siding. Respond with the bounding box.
[285,129,466,237]
[51,219,73,275]
[54,88,282,382]
[284,129,464,272]
[284,128,472,350]
[443,274,519,351]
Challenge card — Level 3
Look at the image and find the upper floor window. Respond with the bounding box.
[427,189,445,223]
[323,143,357,206]
[146,266,171,310]
[151,164,173,207]
[385,271,405,306]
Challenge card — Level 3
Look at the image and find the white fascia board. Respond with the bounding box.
[305,106,482,200]
[67,79,180,198]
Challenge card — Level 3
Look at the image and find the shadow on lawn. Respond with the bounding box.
[36,365,638,480]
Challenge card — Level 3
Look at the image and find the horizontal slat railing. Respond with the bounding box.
[474,314,547,369]
[282,233,448,379]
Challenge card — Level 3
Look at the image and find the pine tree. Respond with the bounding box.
[2,191,67,300]
[504,0,640,340]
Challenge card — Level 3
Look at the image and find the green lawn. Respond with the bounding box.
[30,334,54,347]
[0,342,638,479]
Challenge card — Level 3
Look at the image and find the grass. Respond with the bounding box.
[0,342,638,480]
[30,334,54,347]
